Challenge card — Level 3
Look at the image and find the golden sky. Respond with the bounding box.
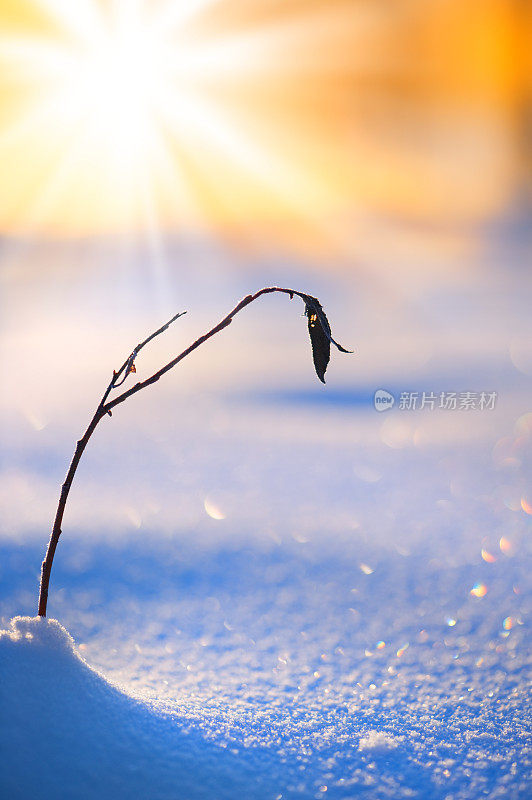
[0,0,527,247]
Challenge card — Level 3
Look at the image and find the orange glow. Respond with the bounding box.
[499,537,515,556]
[0,0,527,248]
[204,497,225,520]
[521,497,532,515]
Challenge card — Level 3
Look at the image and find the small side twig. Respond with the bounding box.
[37,288,350,617]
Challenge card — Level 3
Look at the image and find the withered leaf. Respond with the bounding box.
[301,294,352,383]
[306,306,330,383]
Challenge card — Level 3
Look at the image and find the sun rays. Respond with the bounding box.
[0,0,523,255]
[0,0,342,241]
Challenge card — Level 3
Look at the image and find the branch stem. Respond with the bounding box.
[37,287,313,617]
[103,288,299,414]
[38,409,104,616]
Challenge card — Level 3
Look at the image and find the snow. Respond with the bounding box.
[358,732,403,752]
[1,239,532,797]
[1,411,531,798]
[0,616,281,799]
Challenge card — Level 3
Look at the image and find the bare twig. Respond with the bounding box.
[37,288,349,617]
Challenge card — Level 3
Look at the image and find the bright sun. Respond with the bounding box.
[0,1,520,245]
[0,0,342,239]
[71,25,159,151]
[53,15,169,183]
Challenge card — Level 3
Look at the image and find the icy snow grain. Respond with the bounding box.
[358,731,403,753]
[3,615,76,652]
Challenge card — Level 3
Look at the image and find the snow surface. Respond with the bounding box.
[1,245,532,798]
[1,408,531,798]
[0,616,284,799]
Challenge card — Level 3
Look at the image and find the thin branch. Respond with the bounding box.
[99,310,187,406]
[38,308,188,617]
[37,287,349,617]
[103,287,302,414]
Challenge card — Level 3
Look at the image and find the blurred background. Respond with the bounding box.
[0,0,530,540]
[1,6,532,792]
[0,0,531,643]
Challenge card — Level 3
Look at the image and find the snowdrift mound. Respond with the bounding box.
[0,616,278,800]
